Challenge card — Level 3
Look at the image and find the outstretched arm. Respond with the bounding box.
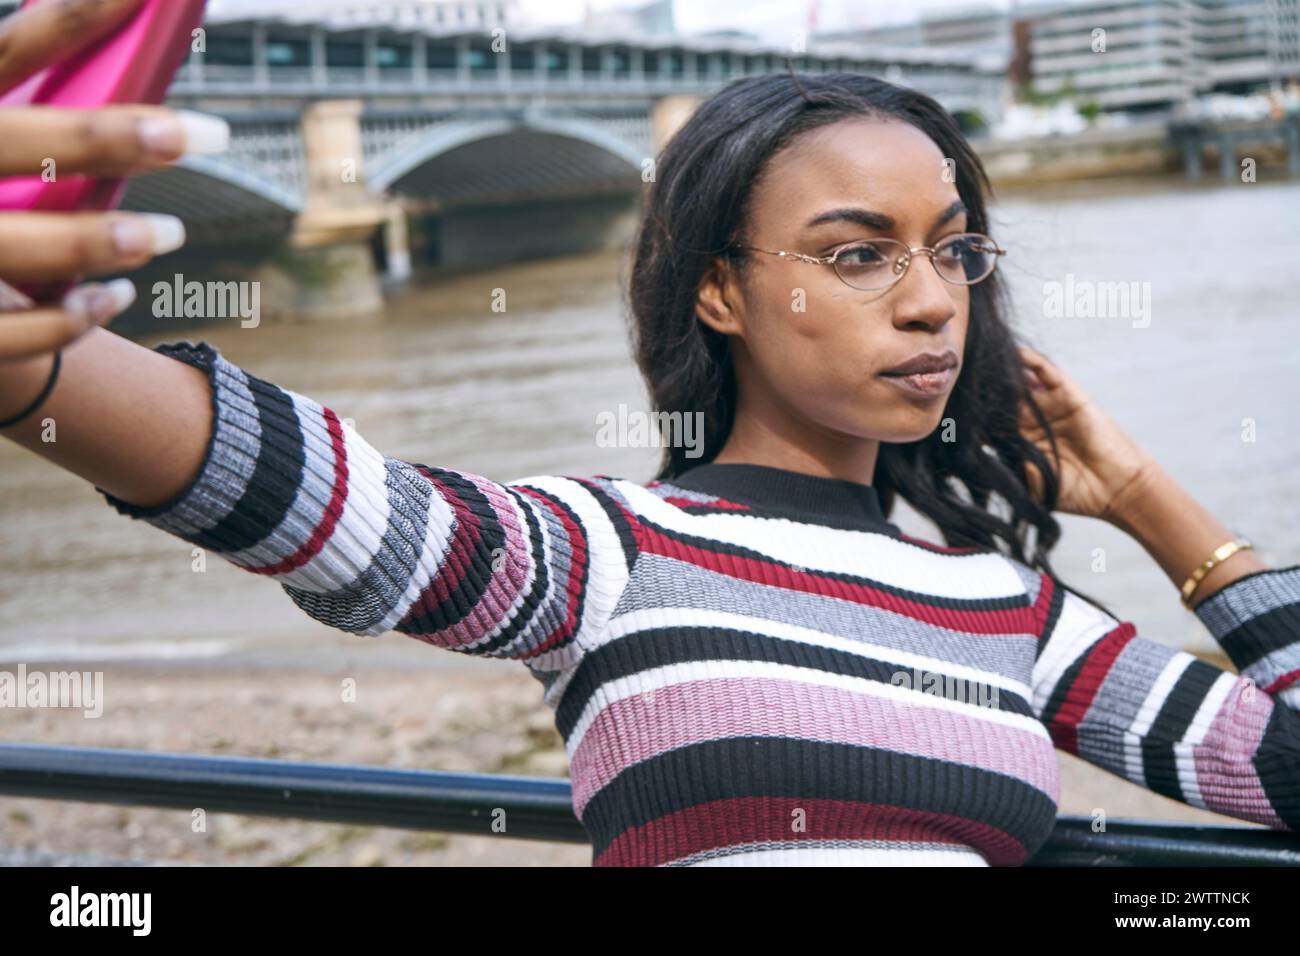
[4,332,641,678]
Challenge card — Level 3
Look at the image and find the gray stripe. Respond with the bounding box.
[280,456,435,634]
[223,387,338,570]
[1075,635,1180,776]
[1195,565,1300,639]
[148,357,263,541]
[616,553,1036,680]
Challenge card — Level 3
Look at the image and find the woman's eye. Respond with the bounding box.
[838,243,885,265]
[937,238,973,259]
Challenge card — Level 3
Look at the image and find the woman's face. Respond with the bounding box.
[703,116,972,447]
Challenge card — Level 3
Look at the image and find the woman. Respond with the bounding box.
[2,0,1297,866]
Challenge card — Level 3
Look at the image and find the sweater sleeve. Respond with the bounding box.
[96,340,641,675]
[1024,562,1300,831]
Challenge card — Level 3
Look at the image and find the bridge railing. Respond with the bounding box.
[2,743,1298,866]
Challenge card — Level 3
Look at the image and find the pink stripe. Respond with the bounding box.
[569,675,1058,815]
[400,471,533,650]
[1192,677,1287,828]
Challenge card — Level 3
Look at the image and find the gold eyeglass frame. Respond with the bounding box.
[732,232,1008,292]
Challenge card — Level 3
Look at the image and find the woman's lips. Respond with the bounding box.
[879,366,955,397]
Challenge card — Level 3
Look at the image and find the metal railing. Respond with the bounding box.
[2,743,1298,866]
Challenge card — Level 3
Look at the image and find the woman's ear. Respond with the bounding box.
[695,256,745,337]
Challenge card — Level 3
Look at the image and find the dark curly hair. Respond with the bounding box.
[625,71,1111,614]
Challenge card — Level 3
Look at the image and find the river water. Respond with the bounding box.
[2,175,1297,670]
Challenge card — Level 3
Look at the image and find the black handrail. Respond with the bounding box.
[2,743,1298,865]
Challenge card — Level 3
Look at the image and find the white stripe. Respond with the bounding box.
[611,479,1024,600]
[503,476,633,677]
[271,414,394,593]
[223,392,341,579]
[1173,670,1239,811]
[1120,654,1194,789]
[1031,588,1119,717]
[676,843,990,866]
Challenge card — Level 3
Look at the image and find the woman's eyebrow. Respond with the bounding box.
[804,199,967,232]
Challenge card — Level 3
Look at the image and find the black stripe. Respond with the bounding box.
[1037,595,1089,738]
[1217,602,1300,673]
[581,735,1058,861]
[1035,578,1066,663]
[555,623,1035,739]
[393,467,510,633]
[1253,706,1300,831]
[1140,659,1221,804]
[190,374,306,554]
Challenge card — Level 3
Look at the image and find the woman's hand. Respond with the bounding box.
[1016,343,1159,525]
[0,0,227,362]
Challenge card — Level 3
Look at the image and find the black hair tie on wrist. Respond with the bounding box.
[0,350,62,429]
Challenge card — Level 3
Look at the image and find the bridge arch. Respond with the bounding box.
[122,156,302,241]
[368,117,646,199]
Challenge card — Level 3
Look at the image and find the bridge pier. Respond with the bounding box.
[1170,118,1300,183]
[1218,134,1238,181]
[267,99,388,321]
[384,203,412,284]
[650,95,703,153]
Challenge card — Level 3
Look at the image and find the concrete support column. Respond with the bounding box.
[252,22,268,89]
[310,28,327,89]
[384,203,412,283]
[413,33,427,87]
[364,30,379,87]
[275,99,387,320]
[456,36,470,87]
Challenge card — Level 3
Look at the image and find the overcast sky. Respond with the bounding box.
[209,0,1027,44]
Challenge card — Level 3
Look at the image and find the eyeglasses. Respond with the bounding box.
[731,232,1007,292]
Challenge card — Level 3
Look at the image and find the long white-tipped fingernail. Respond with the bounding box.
[175,110,230,155]
[138,111,230,157]
[63,279,137,324]
[112,214,186,256]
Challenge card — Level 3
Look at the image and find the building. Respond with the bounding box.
[581,0,677,37]
[212,0,522,31]
[818,0,1300,114]
[1030,0,1300,112]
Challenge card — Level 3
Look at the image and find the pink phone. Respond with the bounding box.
[0,0,209,301]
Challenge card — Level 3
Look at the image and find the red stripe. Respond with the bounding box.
[396,467,492,627]
[593,796,1026,866]
[639,524,1027,635]
[896,532,983,555]
[249,406,349,576]
[661,495,751,511]
[1264,668,1300,695]
[1030,571,1057,639]
[1045,619,1137,754]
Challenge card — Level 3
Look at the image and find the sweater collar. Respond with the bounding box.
[665,462,903,536]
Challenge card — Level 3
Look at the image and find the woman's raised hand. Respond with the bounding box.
[1016,343,1159,525]
[0,0,228,361]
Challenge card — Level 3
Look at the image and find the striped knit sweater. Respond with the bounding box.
[99,341,1300,866]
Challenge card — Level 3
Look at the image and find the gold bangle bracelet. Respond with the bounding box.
[1180,537,1253,610]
